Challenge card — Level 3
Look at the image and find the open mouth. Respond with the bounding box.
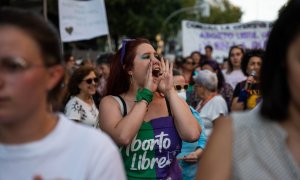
[152,68,162,77]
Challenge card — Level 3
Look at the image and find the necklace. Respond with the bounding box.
[197,92,218,112]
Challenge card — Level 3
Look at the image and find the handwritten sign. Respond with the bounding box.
[59,0,109,42]
[182,20,273,63]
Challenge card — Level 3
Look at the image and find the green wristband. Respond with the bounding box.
[136,88,153,104]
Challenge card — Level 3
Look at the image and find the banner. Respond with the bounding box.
[59,0,109,42]
[182,20,273,63]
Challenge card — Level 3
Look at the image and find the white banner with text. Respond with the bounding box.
[182,20,273,63]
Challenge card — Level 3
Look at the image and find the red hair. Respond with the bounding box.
[106,38,150,96]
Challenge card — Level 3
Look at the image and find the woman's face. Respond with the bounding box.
[131,43,161,87]
[78,71,98,96]
[183,58,195,71]
[0,25,62,123]
[246,56,262,78]
[287,34,300,110]
[194,83,205,99]
[99,63,110,79]
[191,53,201,64]
[230,48,243,68]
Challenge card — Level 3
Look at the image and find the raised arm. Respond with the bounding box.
[99,96,148,146]
[99,61,155,146]
[196,116,232,180]
[159,59,201,142]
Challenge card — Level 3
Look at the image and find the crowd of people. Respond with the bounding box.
[0,0,300,179]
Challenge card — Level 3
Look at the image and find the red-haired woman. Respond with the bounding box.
[99,38,201,180]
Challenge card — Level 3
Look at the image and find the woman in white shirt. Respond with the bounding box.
[223,45,247,89]
[64,66,99,127]
[194,70,228,137]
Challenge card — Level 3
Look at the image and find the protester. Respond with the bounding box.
[190,51,203,71]
[223,45,247,89]
[204,45,214,61]
[180,56,196,84]
[95,53,113,97]
[231,49,264,111]
[201,60,233,111]
[99,38,201,179]
[173,69,207,180]
[0,8,125,179]
[197,1,300,179]
[179,56,199,107]
[194,70,228,137]
[64,66,99,127]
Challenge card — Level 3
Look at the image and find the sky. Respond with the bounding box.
[229,0,288,22]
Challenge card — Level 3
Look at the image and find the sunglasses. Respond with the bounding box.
[0,56,40,73]
[174,84,188,91]
[83,77,99,84]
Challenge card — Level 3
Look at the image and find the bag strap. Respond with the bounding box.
[165,97,172,116]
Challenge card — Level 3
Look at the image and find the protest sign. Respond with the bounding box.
[59,0,109,42]
[182,20,272,63]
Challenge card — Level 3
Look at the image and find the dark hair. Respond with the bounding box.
[190,51,203,66]
[227,45,245,73]
[182,56,193,64]
[68,66,98,96]
[106,38,150,96]
[205,45,213,51]
[260,0,300,121]
[0,7,63,104]
[190,51,201,57]
[241,49,264,76]
[200,60,225,90]
[96,53,113,65]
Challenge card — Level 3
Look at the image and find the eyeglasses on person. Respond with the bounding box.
[83,77,99,84]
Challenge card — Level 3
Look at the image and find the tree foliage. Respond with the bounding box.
[199,0,242,24]
[105,0,192,43]
[105,0,242,46]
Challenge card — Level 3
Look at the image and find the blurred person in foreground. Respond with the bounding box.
[197,1,300,179]
[99,38,201,180]
[0,7,125,179]
[173,69,207,180]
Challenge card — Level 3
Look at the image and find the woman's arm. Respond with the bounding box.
[231,82,245,111]
[99,96,148,146]
[231,97,244,111]
[196,116,232,180]
[159,60,201,142]
[166,90,201,142]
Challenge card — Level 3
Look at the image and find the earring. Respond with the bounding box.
[129,74,134,85]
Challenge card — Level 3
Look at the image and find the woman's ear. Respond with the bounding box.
[46,65,64,91]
